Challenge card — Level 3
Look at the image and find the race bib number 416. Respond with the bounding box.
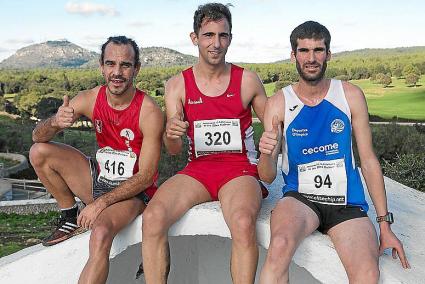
[194,119,242,157]
[298,158,347,205]
[96,147,137,184]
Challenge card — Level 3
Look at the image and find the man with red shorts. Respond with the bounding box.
[30,36,163,284]
[141,3,267,284]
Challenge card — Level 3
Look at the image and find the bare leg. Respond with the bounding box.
[218,176,262,284]
[78,198,144,284]
[327,217,379,284]
[259,197,319,284]
[142,174,211,284]
[29,142,93,207]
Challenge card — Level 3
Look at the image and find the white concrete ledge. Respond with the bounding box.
[0,171,423,283]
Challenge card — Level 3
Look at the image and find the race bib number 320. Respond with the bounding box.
[298,158,347,205]
[96,147,137,183]
[194,119,242,157]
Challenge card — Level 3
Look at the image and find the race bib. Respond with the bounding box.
[96,147,137,184]
[298,158,347,205]
[194,119,242,157]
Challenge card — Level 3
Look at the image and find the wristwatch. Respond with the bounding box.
[376,212,394,224]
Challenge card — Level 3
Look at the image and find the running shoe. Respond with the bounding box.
[42,212,86,246]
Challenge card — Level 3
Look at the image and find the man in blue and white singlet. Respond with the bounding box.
[257,21,410,283]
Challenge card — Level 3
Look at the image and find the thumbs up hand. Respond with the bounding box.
[259,115,281,155]
[165,102,189,139]
[53,95,75,129]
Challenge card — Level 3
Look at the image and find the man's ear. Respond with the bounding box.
[99,60,104,76]
[134,62,141,75]
[190,32,198,46]
[290,50,296,63]
[326,50,332,61]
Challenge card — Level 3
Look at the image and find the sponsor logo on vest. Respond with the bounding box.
[331,119,345,133]
[292,128,308,137]
[226,93,235,98]
[95,120,102,133]
[289,105,298,111]
[188,97,203,105]
[302,143,339,155]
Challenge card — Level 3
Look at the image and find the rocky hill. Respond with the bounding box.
[140,46,197,67]
[0,40,98,69]
[0,41,198,69]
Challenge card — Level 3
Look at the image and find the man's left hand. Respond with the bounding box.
[379,227,411,269]
[77,200,107,229]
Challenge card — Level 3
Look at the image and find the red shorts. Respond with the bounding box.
[178,160,267,201]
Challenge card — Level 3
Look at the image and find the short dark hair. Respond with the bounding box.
[193,3,232,35]
[290,21,331,53]
[100,36,140,66]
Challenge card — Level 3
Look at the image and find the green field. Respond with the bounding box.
[264,76,425,121]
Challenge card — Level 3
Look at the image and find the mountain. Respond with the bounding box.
[140,47,197,67]
[331,46,425,59]
[0,40,98,69]
[274,46,425,63]
[80,46,198,68]
[0,41,198,69]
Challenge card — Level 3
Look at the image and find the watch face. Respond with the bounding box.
[386,212,394,224]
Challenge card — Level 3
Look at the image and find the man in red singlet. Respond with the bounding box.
[29,36,163,284]
[141,3,267,284]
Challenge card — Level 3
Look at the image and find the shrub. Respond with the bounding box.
[382,153,425,192]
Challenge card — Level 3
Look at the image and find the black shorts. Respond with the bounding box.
[283,191,368,233]
[89,158,150,204]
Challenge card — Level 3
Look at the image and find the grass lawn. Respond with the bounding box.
[351,76,425,121]
[0,212,59,258]
[264,82,276,97]
[264,76,425,121]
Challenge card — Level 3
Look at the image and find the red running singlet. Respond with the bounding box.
[92,86,157,197]
[182,64,257,164]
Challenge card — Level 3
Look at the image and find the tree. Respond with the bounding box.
[405,73,420,87]
[380,74,392,88]
[374,73,392,87]
[402,64,421,78]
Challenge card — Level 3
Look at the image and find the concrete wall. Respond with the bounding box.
[107,236,320,284]
[0,173,424,283]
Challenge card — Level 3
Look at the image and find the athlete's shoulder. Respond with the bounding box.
[269,89,285,107]
[241,68,262,84]
[340,81,368,115]
[72,86,101,117]
[341,80,363,97]
[140,92,161,111]
[165,72,185,99]
[165,72,184,90]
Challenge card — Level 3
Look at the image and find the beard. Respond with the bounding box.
[106,76,132,96]
[296,60,327,83]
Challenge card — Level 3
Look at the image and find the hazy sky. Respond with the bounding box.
[1,0,424,63]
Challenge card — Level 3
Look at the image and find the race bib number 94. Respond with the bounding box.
[194,119,242,157]
[298,158,347,205]
[96,147,137,184]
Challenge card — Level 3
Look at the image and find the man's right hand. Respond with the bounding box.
[52,95,74,129]
[259,115,281,155]
[165,103,189,139]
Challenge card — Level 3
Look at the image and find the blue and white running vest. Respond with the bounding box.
[281,79,368,211]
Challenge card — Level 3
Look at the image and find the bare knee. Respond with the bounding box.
[347,263,379,283]
[229,211,256,246]
[142,203,170,238]
[29,142,51,168]
[90,224,114,253]
[267,234,296,264]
